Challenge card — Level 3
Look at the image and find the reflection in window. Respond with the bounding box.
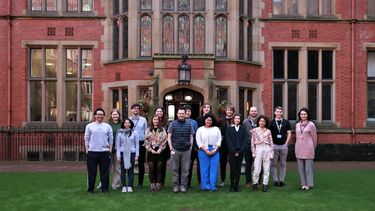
[215,16,227,57]
[178,0,190,11]
[30,81,42,121]
[46,48,57,77]
[66,82,78,121]
[273,0,298,16]
[31,49,42,77]
[66,49,79,77]
[194,0,205,11]
[82,0,93,12]
[81,49,93,78]
[162,15,174,53]
[81,82,92,121]
[46,81,57,121]
[178,15,190,53]
[162,0,174,10]
[215,0,227,11]
[193,16,205,54]
[140,0,152,10]
[140,16,152,57]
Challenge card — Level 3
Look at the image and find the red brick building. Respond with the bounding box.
[1,0,375,144]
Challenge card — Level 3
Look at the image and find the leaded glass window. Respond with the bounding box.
[113,21,119,60]
[215,16,227,57]
[140,16,152,57]
[193,16,205,54]
[122,18,128,59]
[162,15,174,53]
[194,0,205,11]
[46,0,57,11]
[215,0,227,11]
[178,15,190,53]
[67,0,79,12]
[82,0,93,12]
[178,0,190,11]
[31,0,43,11]
[140,0,152,10]
[162,0,175,11]
[30,0,57,12]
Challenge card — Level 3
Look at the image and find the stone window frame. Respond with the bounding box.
[28,0,58,14]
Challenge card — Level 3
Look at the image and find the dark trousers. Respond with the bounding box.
[244,147,253,184]
[120,152,135,187]
[161,145,170,185]
[148,152,163,183]
[219,142,228,182]
[229,153,243,188]
[138,141,146,186]
[87,151,110,192]
[187,147,200,187]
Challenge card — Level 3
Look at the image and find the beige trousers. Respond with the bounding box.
[252,145,272,185]
[111,152,121,188]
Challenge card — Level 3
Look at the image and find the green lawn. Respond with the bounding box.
[0,170,374,211]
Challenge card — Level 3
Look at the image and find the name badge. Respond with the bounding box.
[277,134,282,139]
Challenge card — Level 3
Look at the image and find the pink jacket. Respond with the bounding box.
[295,121,317,159]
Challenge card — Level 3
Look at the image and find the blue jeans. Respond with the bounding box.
[198,145,220,191]
[120,152,135,187]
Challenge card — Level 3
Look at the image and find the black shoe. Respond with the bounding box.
[235,186,242,192]
[253,184,258,191]
[230,184,235,192]
[273,181,279,187]
[262,185,268,192]
[279,181,285,187]
[138,184,143,190]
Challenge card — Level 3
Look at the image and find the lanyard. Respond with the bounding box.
[275,119,283,133]
[300,121,309,134]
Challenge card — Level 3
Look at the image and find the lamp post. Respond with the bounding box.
[178,54,191,84]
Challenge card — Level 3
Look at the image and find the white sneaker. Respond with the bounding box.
[219,182,225,187]
[96,183,102,189]
[127,186,133,193]
[122,187,127,193]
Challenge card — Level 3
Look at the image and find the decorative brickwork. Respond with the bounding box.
[65,27,74,36]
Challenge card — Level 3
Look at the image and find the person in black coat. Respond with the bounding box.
[226,113,248,192]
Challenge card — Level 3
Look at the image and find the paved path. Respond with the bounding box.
[0,161,374,172]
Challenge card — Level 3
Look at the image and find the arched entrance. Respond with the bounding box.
[163,88,204,120]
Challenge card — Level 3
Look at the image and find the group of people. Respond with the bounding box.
[84,103,317,194]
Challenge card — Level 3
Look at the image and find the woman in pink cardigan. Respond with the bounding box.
[295,107,317,190]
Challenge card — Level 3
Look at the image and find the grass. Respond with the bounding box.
[0,170,374,211]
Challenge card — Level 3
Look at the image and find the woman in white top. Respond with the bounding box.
[196,113,222,191]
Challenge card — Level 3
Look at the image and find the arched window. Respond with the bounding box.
[140,15,152,57]
[215,0,227,11]
[162,0,174,11]
[193,15,205,54]
[194,0,205,11]
[113,20,119,60]
[178,0,190,11]
[122,18,128,58]
[162,15,174,53]
[140,0,152,10]
[178,15,190,53]
[215,16,227,57]
[239,18,244,60]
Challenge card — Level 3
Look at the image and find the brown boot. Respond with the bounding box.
[155,183,161,192]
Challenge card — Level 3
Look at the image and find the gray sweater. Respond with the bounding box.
[84,122,113,152]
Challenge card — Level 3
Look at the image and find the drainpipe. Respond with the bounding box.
[350,0,355,144]
[6,0,12,129]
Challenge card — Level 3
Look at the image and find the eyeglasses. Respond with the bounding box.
[96,113,104,116]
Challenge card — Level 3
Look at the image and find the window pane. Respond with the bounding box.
[288,50,298,79]
[81,82,92,122]
[113,0,119,15]
[287,0,298,15]
[82,0,93,11]
[307,0,318,16]
[31,0,42,11]
[46,0,57,11]
[247,22,252,61]
[239,0,244,16]
[122,19,128,59]
[273,50,284,79]
[81,49,93,77]
[322,0,332,16]
[308,83,317,120]
[273,0,284,15]
[322,83,332,120]
[194,0,205,11]
[308,50,319,79]
[368,52,375,78]
[46,49,57,77]
[67,0,79,12]
[140,16,152,57]
[66,82,77,121]
[112,90,120,109]
[368,0,375,16]
[193,16,205,54]
[217,87,228,103]
[178,15,190,53]
[248,0,253,17]
[178,0,190,11]
[46,81,57,121]
[140,0,152,10]
[162,15,174,53]
[162,0,174,10]
[239,18,244,60]
[31,49,42,77]
[122,89,128,119]
[215,16,227,57]
[122,0,128,12]
[368,83,375,120]
[215,0,227,11]
[30,81,42,121]
[273,83,283,108]
[322,50,333,79]
[239,89,245,120]
[247,89,253,111]
[113,22,119,60]
[288,83,297,120]
[66,49,78,77]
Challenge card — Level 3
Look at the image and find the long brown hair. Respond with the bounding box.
[149,115,163,132]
